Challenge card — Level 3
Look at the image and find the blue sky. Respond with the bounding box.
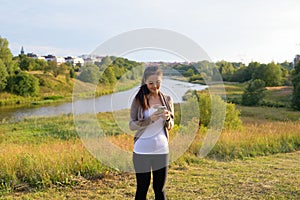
[1,0,300,64]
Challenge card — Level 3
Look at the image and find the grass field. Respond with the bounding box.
[1,82,300,199]
[210,82,294,108]
[1,105,300,199]
[1,151,299,199]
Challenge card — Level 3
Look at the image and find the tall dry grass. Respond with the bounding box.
[0,140,108,192]
[204,119,300,160]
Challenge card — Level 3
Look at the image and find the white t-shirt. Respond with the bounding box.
[133,107,169,154]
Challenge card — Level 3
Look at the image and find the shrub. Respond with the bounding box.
[77,65,100,84]
[198,92,241,130]
[242,79,266,106]
[7,73,39,96]
[292,82,300,110]
[0,59,8,91]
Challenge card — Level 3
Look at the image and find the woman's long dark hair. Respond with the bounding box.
[135,66,163,110]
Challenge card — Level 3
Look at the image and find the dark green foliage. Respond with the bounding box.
[252,62,282,86]
[0,59,8,91]
[70,68,75,78]
[19,55,33,70]
[242,79,266,106]
[215,60,236,81]
[99,66,117,85]
[292,62,300,110]
[292,84,300,110]
[8,73,39,96]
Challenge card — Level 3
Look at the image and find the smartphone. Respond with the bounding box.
[157,106,166,113]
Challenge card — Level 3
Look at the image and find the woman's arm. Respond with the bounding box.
[165,96,174,130]
[129,99,152,131]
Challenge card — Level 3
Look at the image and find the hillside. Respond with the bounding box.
[0,71,140,106]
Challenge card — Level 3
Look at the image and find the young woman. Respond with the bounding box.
[129,66,174,200]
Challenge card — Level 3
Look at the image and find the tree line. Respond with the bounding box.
[167,59,299,110]
[77,56,143,85]
[0,36,142,97]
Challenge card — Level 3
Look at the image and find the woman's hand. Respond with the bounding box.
[163,110,171,121]
[150,110,164,122]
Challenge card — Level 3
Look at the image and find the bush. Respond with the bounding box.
[0,59,8,91]
[292,82,300,110]
[7,73,39,96]
[242,79,266,106]
[292,63,300,110]
[180,91,242,130]
[198,93,241,130]
[77,65,100,84]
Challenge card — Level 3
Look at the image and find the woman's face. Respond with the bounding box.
[145,74,162,95]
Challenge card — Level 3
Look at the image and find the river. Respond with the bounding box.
[0,78,207,121]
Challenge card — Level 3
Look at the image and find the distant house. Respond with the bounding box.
[44,54,56,62]
[44,55,65,65]
[26,53,46,61]
[55,57,65,65]
[83,57,94,64]
[37,56,46,61]
[79,54,102,64]
[65,56,84,66]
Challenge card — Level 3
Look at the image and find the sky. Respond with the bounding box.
[1,0,300,64]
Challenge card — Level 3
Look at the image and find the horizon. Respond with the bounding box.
[9,44,296,65]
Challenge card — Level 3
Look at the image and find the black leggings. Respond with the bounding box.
[133,153,169,200]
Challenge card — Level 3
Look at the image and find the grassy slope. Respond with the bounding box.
[0,71,140,107]
[2,151,299,199]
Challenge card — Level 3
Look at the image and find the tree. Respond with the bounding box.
[0,59,8,91]
[246,61,261,81]
[216,60,235,81]
[264,62,282,86]
[292,62,300,110]
[183,68,195,77]
[252,62,282,86]
[77,65,100,84]
[292,82,300,110]
[242,79,266,106]
[103,66,117,85]
[0,37,13,64]
[47,61,66,77]
[98,56,112,71]
[70,68,75,78]
[33,59,48,71]
[197,92,241,130]
[230,66,249,82]
[19,55,34,70]
[0,36,18,75]
[9,73,39,96]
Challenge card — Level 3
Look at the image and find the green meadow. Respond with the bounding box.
[0,83,300,199]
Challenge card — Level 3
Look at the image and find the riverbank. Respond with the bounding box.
[0,78,207,121]
[0,73,141,108]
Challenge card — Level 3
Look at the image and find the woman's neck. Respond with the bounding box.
[148,92,160,99]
